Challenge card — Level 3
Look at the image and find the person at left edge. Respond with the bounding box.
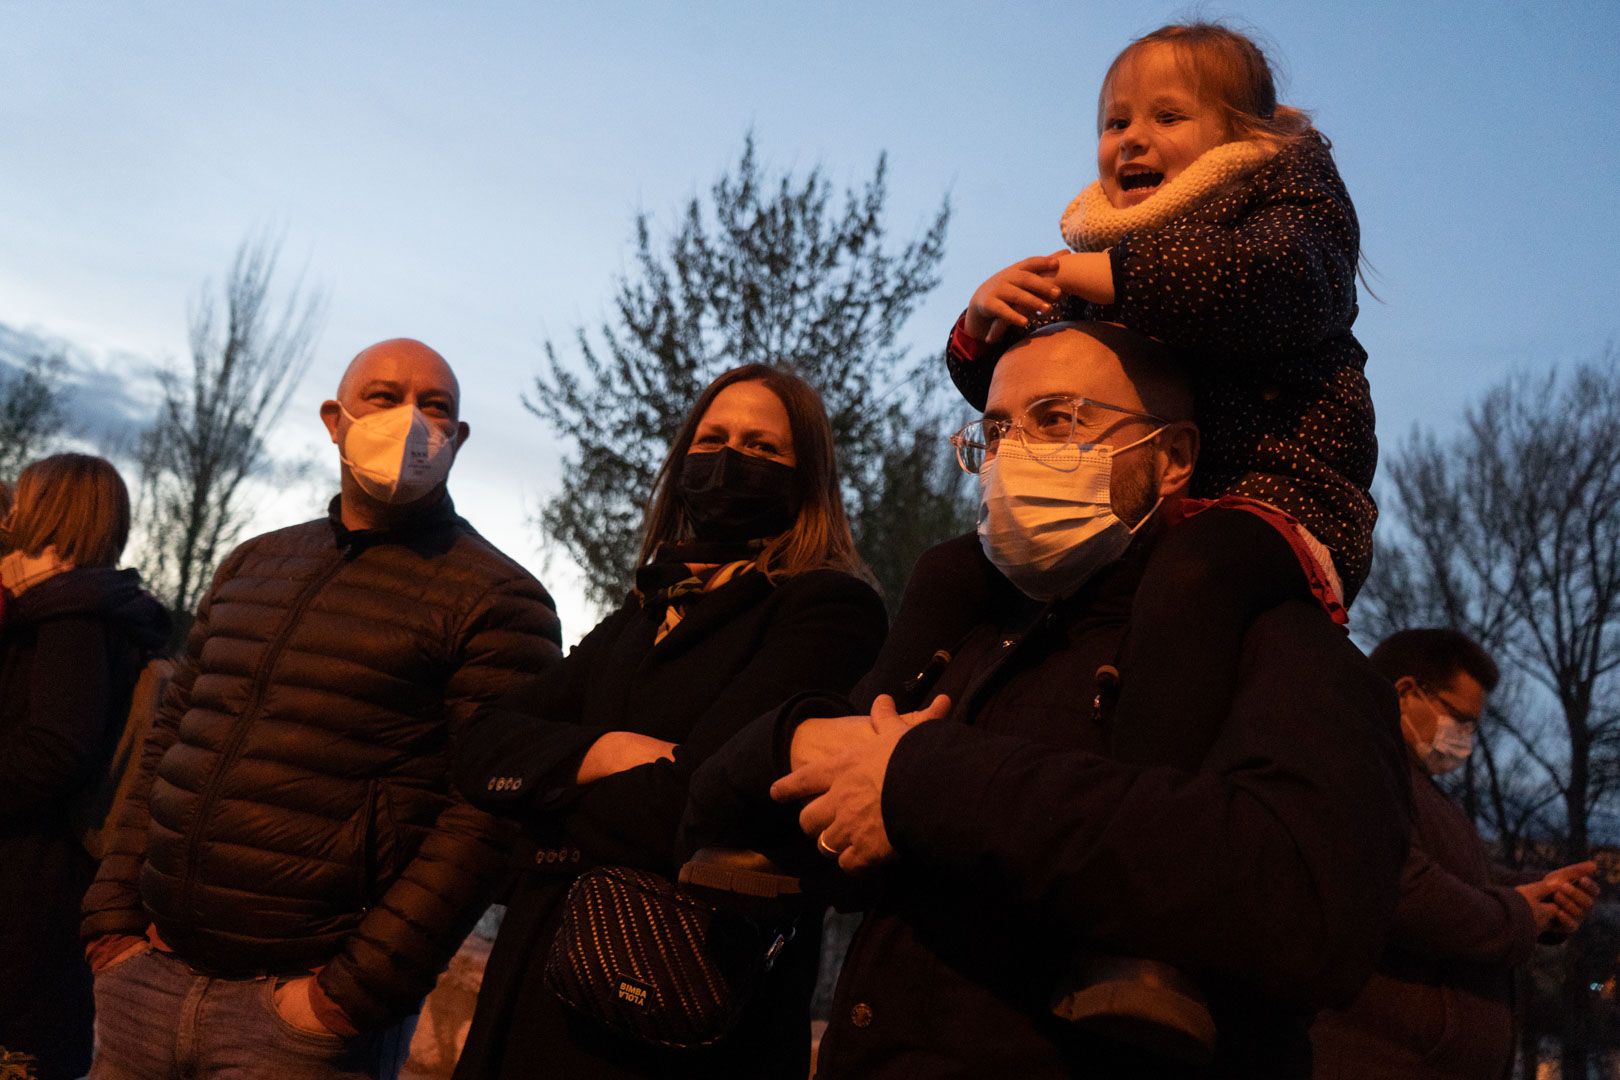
[0,455,170,1080]
[451,364,886,1080]
[80,339,563,1080]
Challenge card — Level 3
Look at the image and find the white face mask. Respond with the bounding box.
[339,404,456,505]
[976,427,1164,601]
[1403,690,1477,775]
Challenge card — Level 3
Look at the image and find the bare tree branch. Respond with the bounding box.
[0,351,70,478]
[134,233,325,619]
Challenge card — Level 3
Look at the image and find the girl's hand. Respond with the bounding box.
[1051,250,1117,305]
[965,256,1062,341]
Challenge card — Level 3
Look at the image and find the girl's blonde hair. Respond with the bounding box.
[637,364,871,585]
[1099,22,1317,146]
[9,453,132,568]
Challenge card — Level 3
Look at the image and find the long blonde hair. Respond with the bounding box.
[637,365,870,583]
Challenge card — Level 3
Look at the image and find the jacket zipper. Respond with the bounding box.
[177,553,349,924]
[360,779,379,912]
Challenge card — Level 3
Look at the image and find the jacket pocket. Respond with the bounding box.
[360,779,400,911]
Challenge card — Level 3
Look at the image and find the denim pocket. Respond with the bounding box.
[94,942,153,981]
[263,977,350,1048]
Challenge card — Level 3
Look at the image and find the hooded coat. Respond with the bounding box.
[0,566,170,1080]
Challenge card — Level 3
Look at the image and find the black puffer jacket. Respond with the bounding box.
[80,497,562,1030]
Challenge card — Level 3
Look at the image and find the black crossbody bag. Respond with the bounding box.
[542,851,802,1050]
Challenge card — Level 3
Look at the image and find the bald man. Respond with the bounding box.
[82,340,563,1079]
[685,323,1412,1078]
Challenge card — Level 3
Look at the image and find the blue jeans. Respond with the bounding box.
[88,948,415,1080]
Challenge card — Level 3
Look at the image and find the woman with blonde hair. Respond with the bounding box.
[0,453,169,1079]
[453,365,886,1079]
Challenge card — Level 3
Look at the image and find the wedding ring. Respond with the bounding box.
[817,832,841,860]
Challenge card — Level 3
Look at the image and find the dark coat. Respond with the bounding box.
[1311,760,1536,1079]
[947,135,1377,599]
[0,567,169,1080]
[79,496,562,1031]
[451,566,886,1080]
[687,531,1413,1079]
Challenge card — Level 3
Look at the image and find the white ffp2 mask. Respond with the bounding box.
[339,405,456,505]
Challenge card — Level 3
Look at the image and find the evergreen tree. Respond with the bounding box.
[530,134,971,609]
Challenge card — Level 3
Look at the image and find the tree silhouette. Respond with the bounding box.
[0,352,68,480]
[529,134,970,609]
[135,234,324,620]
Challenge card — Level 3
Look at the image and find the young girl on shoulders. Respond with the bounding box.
[950,22,1376,768]
[946,23,1379,1062]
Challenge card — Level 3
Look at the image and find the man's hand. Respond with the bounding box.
[789,714,882,772]
[273,976,340,1037]
[1516,861,1600,935]
[1516,880,1566,935]
[85,934,149,975]
[770,694,950,873]
[965,257,1061,342]
[575,730,678,785]
[1544,860,1601,933]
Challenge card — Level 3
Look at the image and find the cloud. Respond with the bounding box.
[0,320,158,453]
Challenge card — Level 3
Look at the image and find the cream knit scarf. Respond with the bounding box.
[1060,140,1275,252]
[0,544,71,596]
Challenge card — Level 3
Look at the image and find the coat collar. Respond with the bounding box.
[325,493,462,558]
[643,570,775,658]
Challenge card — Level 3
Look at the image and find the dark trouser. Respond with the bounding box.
[89,948,415,1080]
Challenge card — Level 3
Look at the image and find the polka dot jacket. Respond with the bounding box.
[947,134,1378,600]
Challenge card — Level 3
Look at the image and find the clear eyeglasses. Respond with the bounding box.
[949,395,1170,473]
[1418,683,1483,727]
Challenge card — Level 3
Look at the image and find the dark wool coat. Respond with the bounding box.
[1311,759,1537,1079]
[947,135,1378,599]
[79,496,562,1032]
[687,531,1413,1079]
[451,567,886,1080]
[0,567,169,1080]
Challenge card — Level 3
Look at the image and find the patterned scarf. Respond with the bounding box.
[1060,140,1274,252]
[635,540,763,644]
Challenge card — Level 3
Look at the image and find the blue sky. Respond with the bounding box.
[3,1,1617,639]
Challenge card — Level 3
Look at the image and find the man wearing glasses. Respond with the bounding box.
[1312,629,1599,1079]
[691,320,1413,1077]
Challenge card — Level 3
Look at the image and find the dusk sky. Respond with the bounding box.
[3,0,1617,640]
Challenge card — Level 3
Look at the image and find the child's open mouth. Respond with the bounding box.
[1118,168,1165,192]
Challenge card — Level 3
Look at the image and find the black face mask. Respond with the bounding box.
[677,447,800,543]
